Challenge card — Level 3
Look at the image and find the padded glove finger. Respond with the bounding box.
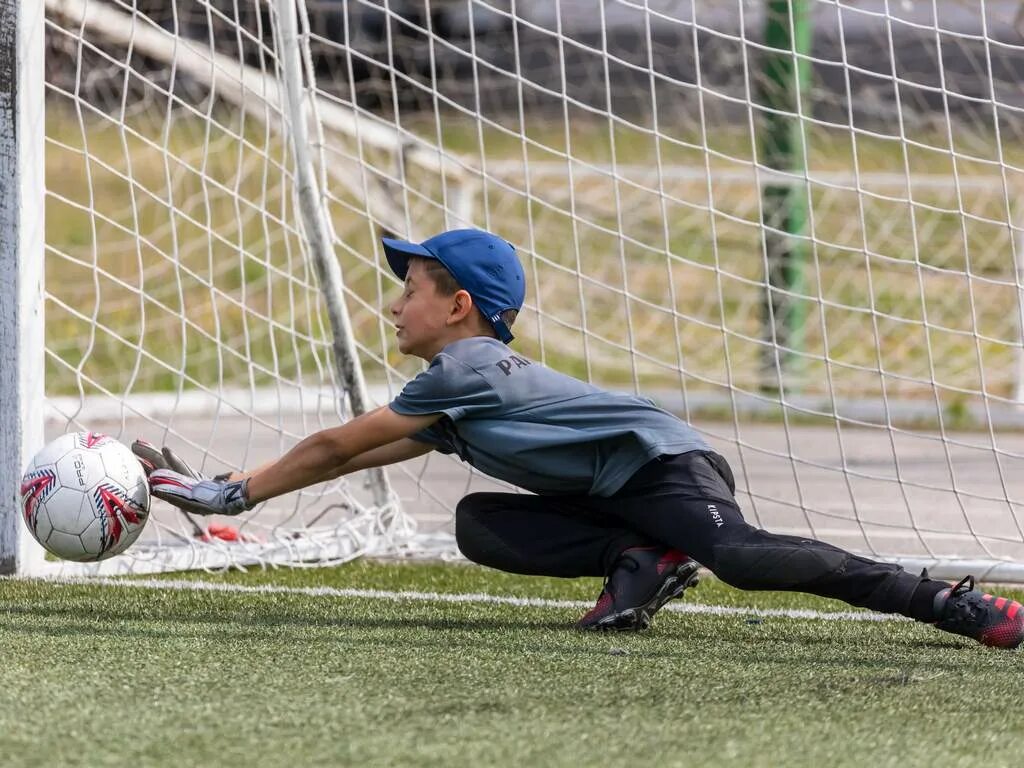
[132,440,207,482]
[131,439,169,476]
[160,446,203,480]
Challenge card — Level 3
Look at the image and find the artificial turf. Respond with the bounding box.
[1,562,1022,768]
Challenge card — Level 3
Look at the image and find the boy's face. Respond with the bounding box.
[389,260,456,359]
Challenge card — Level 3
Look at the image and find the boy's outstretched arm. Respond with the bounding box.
[146,407,440,516]
[178,436,433,486]
[311,437,434,481]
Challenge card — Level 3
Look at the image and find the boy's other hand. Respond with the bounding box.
[148,470,252,517]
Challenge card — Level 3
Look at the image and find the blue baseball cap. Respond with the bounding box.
[382,228,526,343]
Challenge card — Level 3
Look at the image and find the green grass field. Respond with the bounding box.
[2,561,1022,768]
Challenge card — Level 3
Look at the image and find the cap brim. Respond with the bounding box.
[381,237,434,279]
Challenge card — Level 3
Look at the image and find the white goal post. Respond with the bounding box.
[5,0,1024,581]
[1,0,46,576]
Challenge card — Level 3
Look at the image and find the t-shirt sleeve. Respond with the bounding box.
[407,422,456,454]
[389,352,501,422]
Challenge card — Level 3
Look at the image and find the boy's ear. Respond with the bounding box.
[448,289,475,324]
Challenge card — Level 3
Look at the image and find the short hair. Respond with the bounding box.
[415,257,461,297]
[408,256,518,331]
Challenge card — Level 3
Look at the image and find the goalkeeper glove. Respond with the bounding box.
[148,470,252,516]
[132,440,250,516]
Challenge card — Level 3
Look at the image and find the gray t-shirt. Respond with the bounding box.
[389,337,709,496]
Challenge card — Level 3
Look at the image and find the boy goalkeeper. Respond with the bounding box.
[136,228,1024,649]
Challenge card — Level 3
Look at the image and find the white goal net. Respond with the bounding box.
[6,0,1024,579]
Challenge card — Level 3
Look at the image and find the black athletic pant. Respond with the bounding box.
[455,451,944,620]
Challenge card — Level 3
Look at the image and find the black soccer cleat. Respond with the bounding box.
[576,547,700,632]
[933,576,1024,649]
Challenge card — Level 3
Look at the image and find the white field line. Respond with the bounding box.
[26,576,907,623]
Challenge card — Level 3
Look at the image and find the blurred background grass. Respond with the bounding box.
[45,103,1024,407]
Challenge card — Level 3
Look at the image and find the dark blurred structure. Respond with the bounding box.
[44,1,1024,133]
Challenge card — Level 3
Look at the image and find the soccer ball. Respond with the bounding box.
[20,432,151,562]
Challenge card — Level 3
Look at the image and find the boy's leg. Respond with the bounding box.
[602,452,943,618]
[456,492,701,629]
[455,491,649,577]
[603,451,1023,647]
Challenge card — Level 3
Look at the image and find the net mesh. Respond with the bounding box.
[39,0,1024,577]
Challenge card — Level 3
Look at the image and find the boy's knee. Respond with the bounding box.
[454,493,493,563]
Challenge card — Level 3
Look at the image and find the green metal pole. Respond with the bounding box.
[758,0,812,392]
